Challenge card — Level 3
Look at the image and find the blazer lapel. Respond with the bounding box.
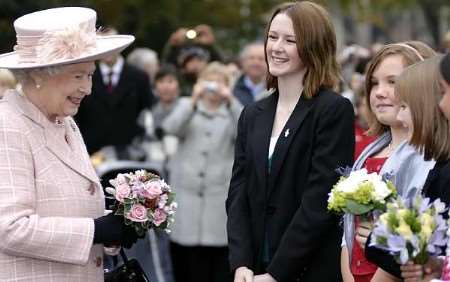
[267,94,314,197]
[6,92,99,184]
[44,121,99,184]
[252,94,277,197]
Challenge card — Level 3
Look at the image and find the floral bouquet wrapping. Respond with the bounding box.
[105,170,177,236]
[370,194,447,265]
[327,168,397,216]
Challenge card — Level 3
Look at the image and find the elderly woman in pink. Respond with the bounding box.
[0,7,140,281]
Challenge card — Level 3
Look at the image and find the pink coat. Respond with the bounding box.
[0,91,105,281]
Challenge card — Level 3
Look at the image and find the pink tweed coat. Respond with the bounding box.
[0,91,105,281]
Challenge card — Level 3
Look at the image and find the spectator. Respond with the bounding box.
[162,62,242,282]
[127,47,160,84]
[162,24,223,67]
[233,42,268,106]
[75,28,153,160]
[0,69,17,98]
[177,46,210,96]
[139,64,181,163]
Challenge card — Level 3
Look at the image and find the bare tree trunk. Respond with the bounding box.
[417,0,444,47]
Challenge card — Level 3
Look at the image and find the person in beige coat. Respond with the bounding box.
[0,7,140,282]
[162,62,242,282]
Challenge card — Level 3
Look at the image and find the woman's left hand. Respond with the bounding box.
[253,273,277,282]
[355,218,373,249]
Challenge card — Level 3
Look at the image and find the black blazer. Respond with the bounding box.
[75,63,153,154]
[226,88,355,282]
[366,159,450,278]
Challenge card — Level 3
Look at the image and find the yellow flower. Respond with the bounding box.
[380,213,389,226]
[419,213,435,240]
[396,219,413,240]
[398,209,409,219]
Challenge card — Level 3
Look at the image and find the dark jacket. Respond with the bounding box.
[226,88,355,282]
[365,159,450,278]
[75,63,153,155]
[233,75,255,106]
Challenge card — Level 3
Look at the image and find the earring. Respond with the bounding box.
[36,84,41,89]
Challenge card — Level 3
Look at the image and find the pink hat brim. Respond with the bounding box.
[0,34,134,69]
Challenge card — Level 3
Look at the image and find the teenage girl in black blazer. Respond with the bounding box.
[226,2,355,282]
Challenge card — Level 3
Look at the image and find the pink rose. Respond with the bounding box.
[153,209,167,226]
[126,204,149,223]
[116,174,127,185]
[143,180,163,199]
[115,183,131,202]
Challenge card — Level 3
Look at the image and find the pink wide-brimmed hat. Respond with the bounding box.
[0,7,135,69]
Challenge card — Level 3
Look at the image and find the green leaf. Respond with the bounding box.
[343,199,374,215]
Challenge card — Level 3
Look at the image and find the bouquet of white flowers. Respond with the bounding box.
[327,168,397,216]
[370,194,447,265]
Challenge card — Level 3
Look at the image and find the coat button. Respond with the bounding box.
[95,256,102,267]
[198,172,205,178]
[87,184,95,195]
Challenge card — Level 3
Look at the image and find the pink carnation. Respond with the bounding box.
[126,204,149,223]
[153,209,167,226]
[143,180,163,199]
[115,183,131,202]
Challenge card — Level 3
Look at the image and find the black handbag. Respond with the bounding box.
[104,249,150,282]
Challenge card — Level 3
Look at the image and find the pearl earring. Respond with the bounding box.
[36,84,41,89]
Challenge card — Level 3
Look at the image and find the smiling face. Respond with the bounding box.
[369,54,405,127]
[266,13,304,79]
[36,61,95,121]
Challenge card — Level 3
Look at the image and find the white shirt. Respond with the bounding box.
[99,56,124,87]
[269,136,279,159]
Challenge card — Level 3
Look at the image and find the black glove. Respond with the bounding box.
[93,213,140,248]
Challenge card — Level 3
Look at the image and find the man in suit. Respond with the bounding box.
[232,42,267,106]
[75,28,153,158]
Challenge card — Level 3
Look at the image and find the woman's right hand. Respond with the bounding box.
[93,213,141,248]
[400,259,443,282]
[191,81,205,106]
[234,266,254,282]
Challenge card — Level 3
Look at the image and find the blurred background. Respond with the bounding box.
[1,0,449,57]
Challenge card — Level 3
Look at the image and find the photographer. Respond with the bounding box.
[161,62,242,282]
[162,24,224,67]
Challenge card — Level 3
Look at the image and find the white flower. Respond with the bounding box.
[336,169,370,193]
[368,173,392,201]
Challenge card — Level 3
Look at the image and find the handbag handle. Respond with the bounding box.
[119,248,129,263]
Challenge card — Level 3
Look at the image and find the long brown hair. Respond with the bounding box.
[364,41,436,136]
[395,55,450,161]
[265,1,339,98]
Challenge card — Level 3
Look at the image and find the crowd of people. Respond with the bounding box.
[1,1,450,282]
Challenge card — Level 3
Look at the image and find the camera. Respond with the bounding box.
[204,81,219,94]
[185,29,197,40]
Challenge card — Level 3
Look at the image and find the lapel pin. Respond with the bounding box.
[284,128,290,138]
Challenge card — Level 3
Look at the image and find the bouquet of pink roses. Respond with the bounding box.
[105,170,177,236]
